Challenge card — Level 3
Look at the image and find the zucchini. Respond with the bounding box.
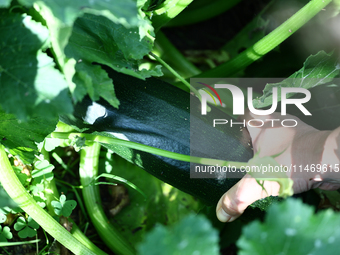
[60,66,253,206]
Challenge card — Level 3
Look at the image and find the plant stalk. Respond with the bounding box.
[195,0,332,78]
[149,52,200,97]
[79,142,136,255]
[0,145,98,255]
[51,132,248,169]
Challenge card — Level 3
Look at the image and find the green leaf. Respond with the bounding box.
[0,226,13,242]
[14,216,39,238]
[0,11,73,121]
[32,159,55,181]
[33,195,46,208]
[29,183,44,195]
[238,198,340,255]
[30,159,54,197]
[19,0,140,27]
[137,214,219,255]
[13,166,29,187]
[253,51,340,108]
[65,14,161,91]
[27,216,39,229]
[40,138,62,152]
[14,217,27,231]
[114,25,153,60]
[0,207,22,216]
[23,0,149,102]
[17,226,37,238]
[0,111,57,163]
[51,194,77,217]
[0,0,11,7]
[72,63,120,108]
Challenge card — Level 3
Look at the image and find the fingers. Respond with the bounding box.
[216,174,281,222]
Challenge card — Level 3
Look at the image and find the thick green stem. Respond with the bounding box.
[166,0,242,27]
[0,145,97,255]
[155,30,201,78]
[195,0,332,78]
[152,0,194,31]
[221,0,275,56]
[40,145,104,253]
[79,143,135,255]
[51,132,247,169]
[70,219,107,255]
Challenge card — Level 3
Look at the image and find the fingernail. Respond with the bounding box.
[217,208,231,222]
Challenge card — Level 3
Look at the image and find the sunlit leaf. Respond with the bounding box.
[14,216,39,238]
[51,194,77,217]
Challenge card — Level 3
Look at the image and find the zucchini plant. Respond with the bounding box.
[1,0,340,254]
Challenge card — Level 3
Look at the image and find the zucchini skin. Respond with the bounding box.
[61,67,253,206]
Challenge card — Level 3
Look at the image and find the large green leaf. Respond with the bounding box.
[253,51,340,108]
[65,13,161,104]
[137,214,220,255]
[238,198,340,255]
[0,111,57,163]
[22,0,153,107]
[19,0,140,27]
[66,14,160,77]
[0,11,72,121]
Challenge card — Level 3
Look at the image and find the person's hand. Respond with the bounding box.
[216,111,340,222]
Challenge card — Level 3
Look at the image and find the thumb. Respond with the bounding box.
[216,174,281,222]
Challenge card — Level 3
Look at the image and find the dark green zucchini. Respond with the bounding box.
[60,66,253,206]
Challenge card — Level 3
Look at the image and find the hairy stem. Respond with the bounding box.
[51,132,247,169]
[149,52,200,97]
